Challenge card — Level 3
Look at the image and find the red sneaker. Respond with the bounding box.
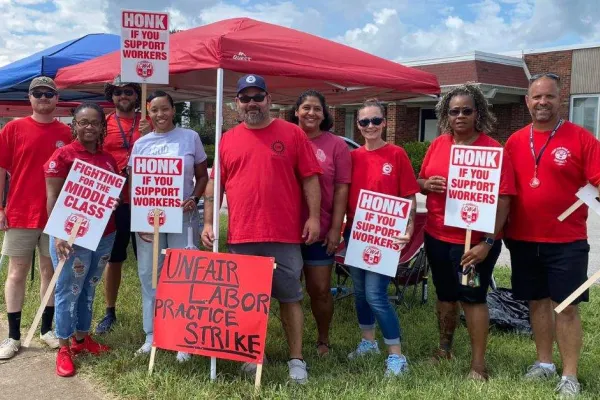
[71,335,110,355]
[56,346,75,377]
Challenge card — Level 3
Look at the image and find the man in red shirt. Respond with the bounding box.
[0,77,72,359]
[201,75,322,384]
[95,75,150,334]
[504,73,600,397]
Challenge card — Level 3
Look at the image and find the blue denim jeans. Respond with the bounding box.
[136,210,200,344]
[344,229,401,345]
[51,233,116,340]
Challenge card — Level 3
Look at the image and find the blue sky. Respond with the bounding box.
[1,0,599,67]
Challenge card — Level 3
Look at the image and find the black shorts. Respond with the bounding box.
[425,232,501,304]
[109,203,138,263]
[504,239,589,304]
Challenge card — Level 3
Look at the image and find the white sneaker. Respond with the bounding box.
[241,355,268,376]
[134,342,152,357]
[288,359,308,384]
[40,331,60,349]
[176,351,191,363]
[0,338,21,360]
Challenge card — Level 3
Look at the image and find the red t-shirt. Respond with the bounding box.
[347,144,420,225]
[0,117,71,229]
[43,141,119,236]
[303,132,352,240]
[103,112,145,204]
[505,121,600,242]
[419,133,517,244]
[214,119,322,244]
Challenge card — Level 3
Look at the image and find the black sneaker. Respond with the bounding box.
[95,314,116,335]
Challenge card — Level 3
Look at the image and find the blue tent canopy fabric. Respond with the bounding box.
[0,33,120,102]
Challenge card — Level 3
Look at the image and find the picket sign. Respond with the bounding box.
[147,249,275,390]
[558,183,600,221]
[555,269,600,313]
[23,218,83,348]
[462,230,472,285]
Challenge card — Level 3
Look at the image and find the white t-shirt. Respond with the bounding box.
[129,127,207,198]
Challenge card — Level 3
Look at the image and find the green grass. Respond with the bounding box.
[1,220,599,400]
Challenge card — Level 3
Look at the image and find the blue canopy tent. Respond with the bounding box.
[0,33,120,103]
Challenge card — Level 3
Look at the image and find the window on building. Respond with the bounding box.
[344,110,355,139]
[570,95,600,138]
[419,108,439,142]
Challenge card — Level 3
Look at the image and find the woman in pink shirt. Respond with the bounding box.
[292,90,352,356]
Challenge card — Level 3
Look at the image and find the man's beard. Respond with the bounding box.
[240,108,267,125]
[34,103,55,115]
[116,100,135,113]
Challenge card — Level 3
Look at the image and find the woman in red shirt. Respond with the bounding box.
[344,99,419,377]
[419,84,515,380]
[44,103,119,377]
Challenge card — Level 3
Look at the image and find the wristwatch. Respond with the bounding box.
[482,237,495,247]
[193,196,200,204]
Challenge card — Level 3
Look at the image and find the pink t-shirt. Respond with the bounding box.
[303,132,352,240]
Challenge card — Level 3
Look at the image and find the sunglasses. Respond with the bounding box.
[75,120,103,128]
[113,88,135,96]
[448,108,474,117]
[529,73,560,83]
[238,94,266,103]
[357,117,384,127]
[30,91,57,99]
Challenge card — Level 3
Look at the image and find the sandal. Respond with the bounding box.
[430,347,454,363]
[316,341,331,356]
[467,367,489,381]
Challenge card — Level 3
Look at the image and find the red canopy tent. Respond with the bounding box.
[0,101,114,118]
[55,19,439,379]
[55,18,439,104]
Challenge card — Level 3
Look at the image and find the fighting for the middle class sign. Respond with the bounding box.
[130,155,184,233]
[345,190,412,277]
[444,145,503,233]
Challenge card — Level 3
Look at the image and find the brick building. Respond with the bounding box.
[198,43,600,144]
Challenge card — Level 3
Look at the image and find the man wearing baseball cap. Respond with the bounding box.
[202,74,322,384]
[0,76,72,359]
[95,75,151,334]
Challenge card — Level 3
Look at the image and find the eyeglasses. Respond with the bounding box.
[30,91,57,99]
[113,88,135,96]
[75,120,103,128]
[529,73,560,83]
[357,117,384,127]
[238,94,266,103]
[448,108,474,117]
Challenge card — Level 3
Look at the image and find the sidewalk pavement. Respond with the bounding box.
[0,321,109,400]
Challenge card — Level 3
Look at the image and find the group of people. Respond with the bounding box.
[0,72,598,397]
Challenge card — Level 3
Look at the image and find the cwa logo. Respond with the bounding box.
[233,51,252,61]
[362,246,382,266]
[461,203,479,225]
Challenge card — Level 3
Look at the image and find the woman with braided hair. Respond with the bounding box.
[44,102,119,377]
[419,83,515,380]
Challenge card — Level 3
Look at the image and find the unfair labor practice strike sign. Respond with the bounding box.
[153,249,274,364]
[121,10,169,84]
[444,145,503,233]
[44,159,125,251]
[131,155,184,233]
[345,190,412,277]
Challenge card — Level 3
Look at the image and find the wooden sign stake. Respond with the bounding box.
[23,217,82,348]
[461,229,472,286]
[148,346,157,376]
[141,83,147,121]
[555,269,600,313]
[254,363,263,391]
[152,208,160,289]
[558,199,584,222]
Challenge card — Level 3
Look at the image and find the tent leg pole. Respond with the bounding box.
[210,67,224,382]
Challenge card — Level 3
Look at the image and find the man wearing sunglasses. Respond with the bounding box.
[95,75,151,335]
[0,76,72,359]
[504,73,600,397]
[201,74,322,384]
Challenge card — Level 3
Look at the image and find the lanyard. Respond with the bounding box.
[114,113,138,150]
[529,118,563,169]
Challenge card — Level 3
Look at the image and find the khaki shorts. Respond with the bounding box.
[1,229,50,258]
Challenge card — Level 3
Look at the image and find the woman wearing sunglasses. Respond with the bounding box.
[291,90,352,356]
[128,90,209,361]
[344,99,419,377]
[419,83,515,380]
[44,103,118,377]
